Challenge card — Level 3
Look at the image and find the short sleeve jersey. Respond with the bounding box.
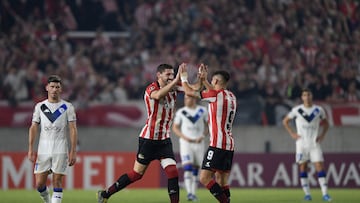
[32,99,76,154]
[201,89,237,151]
[287,104,327,147]
[139,81,178,140]
[173,105,208,140]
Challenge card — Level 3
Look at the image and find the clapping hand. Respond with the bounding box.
[178,63,188,82]
[198,63,208,80]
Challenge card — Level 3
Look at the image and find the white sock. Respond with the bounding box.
[300,177,311,195]
[184,171,192,195]
[51,191,63,203]
[191,174,198,195]
[39,187,50,203]
[318,177,328,196]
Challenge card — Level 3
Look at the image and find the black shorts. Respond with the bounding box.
[136,137,175,165]
[201,146,234,171]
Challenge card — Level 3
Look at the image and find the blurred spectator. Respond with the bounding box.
[91,28,112,52]
[3,67,28,105]
[113,77,128,103]
[259,81,284,126]
[308,74,329,101]
[284,75,303,102]
[345,80,360,102]
[257,54,278,86]
[97,83,115,104]
[326,76,346,103]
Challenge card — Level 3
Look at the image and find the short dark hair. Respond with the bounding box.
[157,64,174,73]
[47,75,62,84]
[212,70,230,83]
[301,88,312,94]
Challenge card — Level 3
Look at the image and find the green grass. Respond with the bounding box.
[0,188,358,203]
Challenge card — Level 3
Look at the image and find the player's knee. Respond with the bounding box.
[199,172,212,186]
[199,175,209,186]
[199,173,209,185]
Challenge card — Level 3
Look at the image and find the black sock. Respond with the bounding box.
[168,177,179,203]
[208,181,228,203]
[223,186,230,199]
[102,174,131,198]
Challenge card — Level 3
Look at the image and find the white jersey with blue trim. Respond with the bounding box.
[173,105,208,140]
[287,104,326,148]
[32,99,76,154]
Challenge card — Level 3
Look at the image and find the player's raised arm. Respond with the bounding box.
[198,64,213,91]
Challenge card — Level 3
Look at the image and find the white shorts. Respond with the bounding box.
[295,142,324,164]
[179,139,205,167]
[34,153,68,175]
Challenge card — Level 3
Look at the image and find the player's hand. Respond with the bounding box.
[178,63,188,82]
[194,136,205,143]
[68,151,77,166]
[291,133,301,140]
[179,62,187,72]
[28,150,36,163]
[198,63,208,80]
[183,134,195,143]
[316,135,325,143]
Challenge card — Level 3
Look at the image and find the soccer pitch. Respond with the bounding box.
[0,188,358,203]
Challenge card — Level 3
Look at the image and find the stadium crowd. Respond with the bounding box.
[1,0,360,125]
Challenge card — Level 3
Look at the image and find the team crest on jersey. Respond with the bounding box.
[298,108,320,123]
[41,103,68,123]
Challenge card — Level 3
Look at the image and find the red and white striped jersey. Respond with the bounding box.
[201,89,237,151]
[139,81,179,140]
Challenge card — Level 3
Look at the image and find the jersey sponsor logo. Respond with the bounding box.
[43,126,61,132]
[182,108,204,124]
[41,104,68,123]
[298,108,320,123]
[300,125,317,131]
